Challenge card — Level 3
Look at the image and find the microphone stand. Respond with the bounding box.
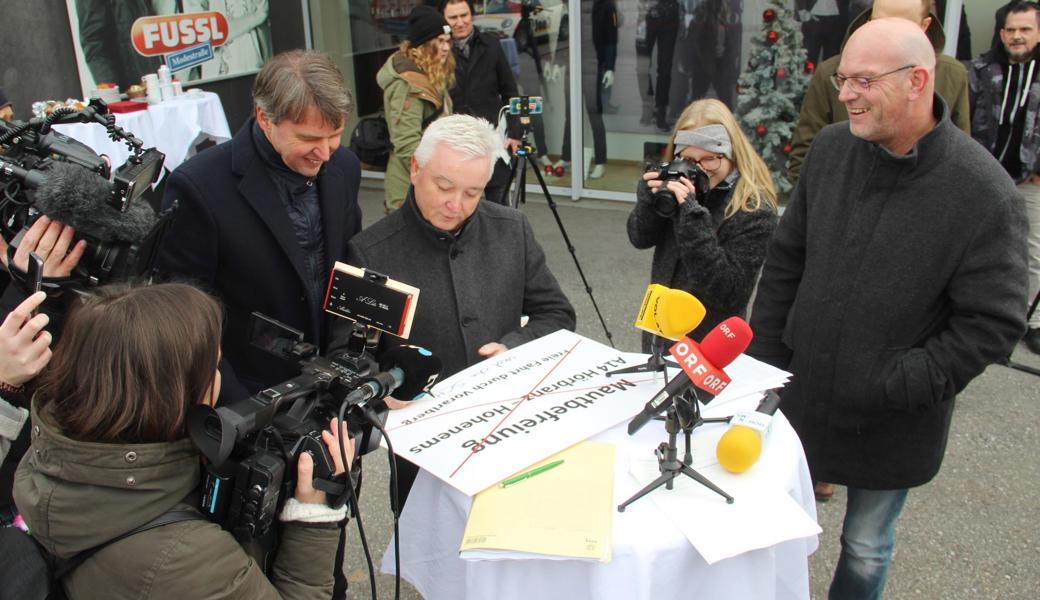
[998,289,1040,377]
[617,389,733,512]
[607,334,678,377]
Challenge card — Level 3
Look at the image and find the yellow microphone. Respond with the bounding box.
[716,390,782,473]
[633,284,706,341]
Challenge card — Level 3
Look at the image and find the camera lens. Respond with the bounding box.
[652,189,678,217]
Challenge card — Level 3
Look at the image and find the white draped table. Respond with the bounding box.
[382,408,819,600]
[52,91,231,173]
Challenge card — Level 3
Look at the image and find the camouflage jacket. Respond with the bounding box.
[968,50,1040,183]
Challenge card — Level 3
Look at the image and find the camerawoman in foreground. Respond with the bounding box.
[14,283,353,599]
[627,99,779,350]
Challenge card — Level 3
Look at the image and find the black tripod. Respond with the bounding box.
[999,290,1040,377]
[607,334,677,377]
[500,110,614,347]
[617,390,733,512]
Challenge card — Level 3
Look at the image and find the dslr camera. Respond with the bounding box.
[646,159,710,218]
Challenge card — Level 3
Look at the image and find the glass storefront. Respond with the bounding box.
[309,0,979,202]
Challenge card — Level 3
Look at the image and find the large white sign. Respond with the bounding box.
[384,330,663,496]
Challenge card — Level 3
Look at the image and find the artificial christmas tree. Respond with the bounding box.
[736,1,810,197]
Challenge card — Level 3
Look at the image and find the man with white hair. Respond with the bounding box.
[328,114,575,506]
[749,18,1028,599]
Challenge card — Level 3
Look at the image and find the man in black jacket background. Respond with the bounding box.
[440,0,521,205]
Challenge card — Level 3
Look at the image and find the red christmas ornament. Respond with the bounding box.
[783,143,793,155]
[775,67,787,79]
[763,8,776,22]
[805,60,816,74]
[767,31,779,44]
[755,124,767,136]
[544,165,554,175]
[554,166,566,177]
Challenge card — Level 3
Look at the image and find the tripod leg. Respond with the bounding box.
[678,465,734,504]
[510,155,527,209]
[500,156,519,206]
[617,470,679,512]
[527,164,615,347]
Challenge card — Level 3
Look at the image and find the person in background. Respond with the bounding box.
[439,0,521,205]
[788,0,971,190]
[379,5,454,212]
[14,282,353,598]
[627,98,778,353]
[749,19,1027,599]
[968,0,1040,355]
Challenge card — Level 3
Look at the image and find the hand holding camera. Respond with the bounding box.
[0,216,86,280]
[294,417,355,505]
[643,159,711,218]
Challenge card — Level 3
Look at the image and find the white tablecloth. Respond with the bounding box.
[52,92,231,173]
[382,410,819,600]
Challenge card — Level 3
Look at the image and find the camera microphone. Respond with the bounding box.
[29,161,157,242]
[340,344,442,406]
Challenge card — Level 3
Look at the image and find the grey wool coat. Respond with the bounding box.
[748,96,1029,489]
[329,190,576,379]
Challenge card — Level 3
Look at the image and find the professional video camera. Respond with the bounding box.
[646,158,710,218]
[0,98,169,290]
[187,264,440,548]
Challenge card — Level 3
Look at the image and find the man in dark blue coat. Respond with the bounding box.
[157,50,362,402]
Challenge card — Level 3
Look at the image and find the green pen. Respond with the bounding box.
[500,459,565,488]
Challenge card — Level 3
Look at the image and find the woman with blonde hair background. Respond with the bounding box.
[627,98,779,351]
[378,5,454,212]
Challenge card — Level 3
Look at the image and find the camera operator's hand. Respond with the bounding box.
[0,216,87,278]
[642,171,697,205]
[505,137,521,154]
[294,417,354,505]
[0,291,52,390]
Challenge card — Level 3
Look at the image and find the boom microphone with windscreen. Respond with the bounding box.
[32,161,157,242]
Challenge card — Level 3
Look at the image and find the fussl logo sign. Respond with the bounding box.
[131,12,229,57]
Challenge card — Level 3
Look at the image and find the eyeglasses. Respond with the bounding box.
[829,65,915,92]
[679,153,725,171]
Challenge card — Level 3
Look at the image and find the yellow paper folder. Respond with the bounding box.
[460,441,615,562]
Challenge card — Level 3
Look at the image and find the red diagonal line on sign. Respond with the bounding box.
[386,375,661,432]
[449,338,583,478]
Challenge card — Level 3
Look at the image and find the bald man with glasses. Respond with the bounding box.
[787,0,970,189]
[749,18,1028,600]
